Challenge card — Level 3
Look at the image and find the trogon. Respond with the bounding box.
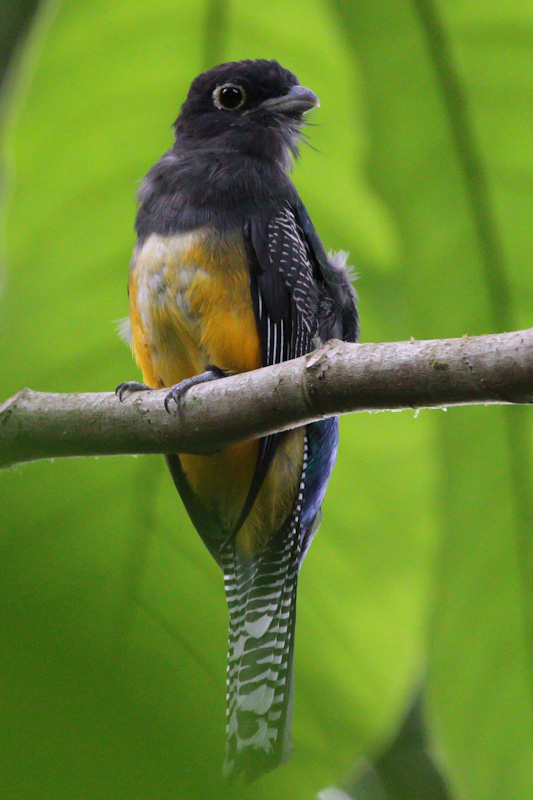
[117,59,358,782]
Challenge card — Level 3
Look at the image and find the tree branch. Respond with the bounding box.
[1,329,532,470]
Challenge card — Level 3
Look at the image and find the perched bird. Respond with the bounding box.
[117,59,358,782]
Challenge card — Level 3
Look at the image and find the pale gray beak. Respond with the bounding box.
[259,85,320,114]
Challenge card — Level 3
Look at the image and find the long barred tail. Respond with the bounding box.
[221,441,308,783]
[222,534,300,781]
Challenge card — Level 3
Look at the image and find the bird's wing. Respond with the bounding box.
[247,204,320,359]
[230,205,322,536]
[292,199,359,344]
[235,200,358,533]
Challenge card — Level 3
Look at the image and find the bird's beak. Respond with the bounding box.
[258,85,320,114]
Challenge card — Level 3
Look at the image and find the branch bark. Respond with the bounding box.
[1,329,532,470]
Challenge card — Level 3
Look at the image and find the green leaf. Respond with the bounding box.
[1,1,531,799]
[329,2,533,799]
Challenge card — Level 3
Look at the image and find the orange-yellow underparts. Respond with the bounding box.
[129,228,303,555]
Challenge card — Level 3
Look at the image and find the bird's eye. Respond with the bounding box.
[213,84,246,111]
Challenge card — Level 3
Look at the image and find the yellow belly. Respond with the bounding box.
[129,228,302,552]
[130,230,261,383]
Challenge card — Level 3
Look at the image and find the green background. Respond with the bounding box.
[1,1,532,798]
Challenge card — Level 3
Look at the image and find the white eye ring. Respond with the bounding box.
[213,83,246,111]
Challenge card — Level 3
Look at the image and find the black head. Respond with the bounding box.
[174,59,319,168]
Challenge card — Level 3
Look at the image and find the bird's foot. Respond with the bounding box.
[115,381,152,402]
[164,366,228,413]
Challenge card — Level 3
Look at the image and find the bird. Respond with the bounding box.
[116,58,358,782]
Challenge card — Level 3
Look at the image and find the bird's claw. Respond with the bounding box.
[164,381,191,413]
[163,368,228,414]
[115,381,151,402]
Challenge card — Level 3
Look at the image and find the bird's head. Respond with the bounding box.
[174,59,319,169]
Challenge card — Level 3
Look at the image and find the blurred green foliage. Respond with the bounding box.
[0,1,532,799]
[0,0,39,86]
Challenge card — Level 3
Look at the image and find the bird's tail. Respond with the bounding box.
[221,518,301,783]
